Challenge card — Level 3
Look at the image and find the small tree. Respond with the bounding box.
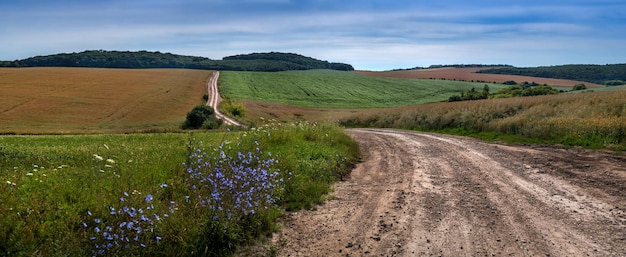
[182,105,220,129]
[572,84,587,91]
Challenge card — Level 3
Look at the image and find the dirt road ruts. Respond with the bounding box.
[273,128,626,256]
[206,71,241,126]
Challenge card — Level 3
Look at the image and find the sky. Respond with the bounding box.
[1,0,625,70]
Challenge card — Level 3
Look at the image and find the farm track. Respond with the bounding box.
[207,71,241,126]
[272,129,626,256]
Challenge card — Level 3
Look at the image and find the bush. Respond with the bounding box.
[182,105,221,129]
[573,84,587,91]
[221,100,247,118]
[604,80,624,86]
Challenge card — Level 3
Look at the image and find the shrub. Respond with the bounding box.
[604,80,624,86]
[221,100,247,118]
[182,105,221,129]
[573,84,587,91]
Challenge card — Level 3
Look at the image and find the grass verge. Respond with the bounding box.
[0,122,359,256]
[340,90,626,150]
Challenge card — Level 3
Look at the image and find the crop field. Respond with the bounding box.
[0,68,212,134]
[219,69,505,109]
[355,67,605,88]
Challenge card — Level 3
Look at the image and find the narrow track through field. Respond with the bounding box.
[206,71,241,126]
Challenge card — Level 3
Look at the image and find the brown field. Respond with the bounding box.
[355,67,604,88]
[0,67,212,134]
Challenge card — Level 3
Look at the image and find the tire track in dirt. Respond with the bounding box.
[206,71,242,126]
[273,129,626,256]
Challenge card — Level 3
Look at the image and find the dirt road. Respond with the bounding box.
[206,71,241,126]
[274,129,626,256]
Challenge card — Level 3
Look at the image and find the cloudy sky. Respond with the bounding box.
[1,0,625,70]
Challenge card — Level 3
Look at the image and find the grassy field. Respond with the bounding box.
[0,122,359,256]
[341,90,626,150]
[0,68,212,134]
[219,69,506,109]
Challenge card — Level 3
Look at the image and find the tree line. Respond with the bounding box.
[477,64,626,85]
[448,82,563,102]
[0,50,354,72]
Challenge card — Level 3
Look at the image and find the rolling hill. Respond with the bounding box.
[0,50,354,72]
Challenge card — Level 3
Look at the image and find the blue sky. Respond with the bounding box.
[1,0,625,70]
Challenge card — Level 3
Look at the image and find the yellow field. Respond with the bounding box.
[0,68,212,133]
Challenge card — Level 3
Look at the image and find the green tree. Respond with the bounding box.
[182,105,221,129]
[572,84,587,91]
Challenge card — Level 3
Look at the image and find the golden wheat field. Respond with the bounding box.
[0,68,212,133]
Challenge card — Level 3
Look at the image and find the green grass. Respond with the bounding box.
[0,122,359,256]
[219,70,506,108]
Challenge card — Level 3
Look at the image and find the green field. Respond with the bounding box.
[219,70,506,108]
[0,123,359,256]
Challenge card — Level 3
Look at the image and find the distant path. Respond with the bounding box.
[206,71,242,126]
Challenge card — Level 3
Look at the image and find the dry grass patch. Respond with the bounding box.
[0,68,212,133]
[341,90,626,149]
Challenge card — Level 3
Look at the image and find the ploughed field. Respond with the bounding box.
[355,67,605,88]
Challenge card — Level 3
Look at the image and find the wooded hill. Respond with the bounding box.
[478,64,626,85]
[0,50,354,72]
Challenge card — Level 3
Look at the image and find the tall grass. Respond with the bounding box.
[0,122,359,256]
[341,90,626,150]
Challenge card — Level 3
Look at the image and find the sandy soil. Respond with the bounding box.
[269,129,626,256]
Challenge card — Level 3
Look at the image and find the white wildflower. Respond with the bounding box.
[106,159,115,164]
[93,154,104,161]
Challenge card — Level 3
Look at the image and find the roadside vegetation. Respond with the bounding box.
[219,70,505,108]
[0,122,359,256]
[341,90,626,150]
